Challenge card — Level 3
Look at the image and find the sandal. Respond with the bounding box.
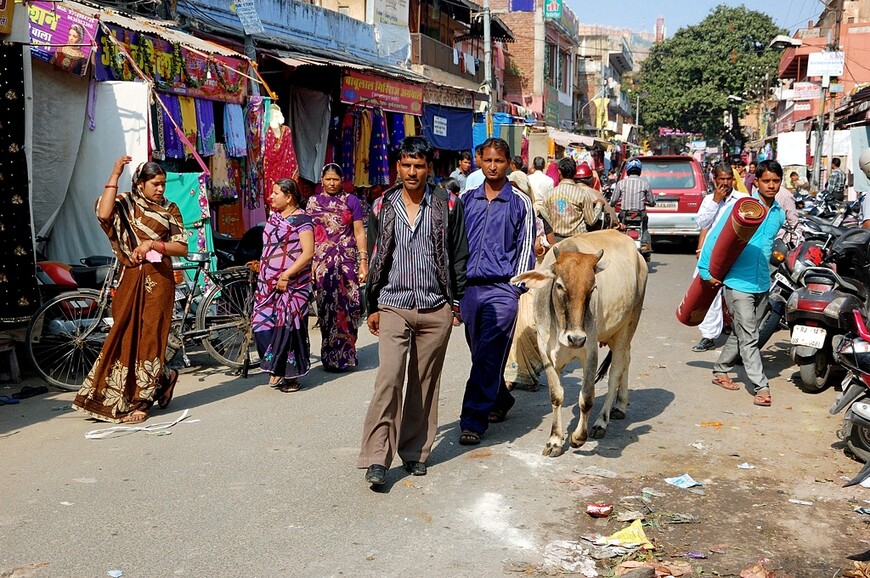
[459,430,481,445]
[753,389,772,407]
[269,376,284,387]
[157,369,179,409]
[279,380,301,393]
[121,410,148,423]
[712,374,740,391]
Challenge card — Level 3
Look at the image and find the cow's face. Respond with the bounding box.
[513,247,609,349]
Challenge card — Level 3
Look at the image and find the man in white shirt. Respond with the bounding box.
[527,156,554,213]
[461,144,485,195]
[692,162,749,352]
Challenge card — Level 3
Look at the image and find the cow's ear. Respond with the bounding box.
[594,250,609,273]
[511,268,555,288]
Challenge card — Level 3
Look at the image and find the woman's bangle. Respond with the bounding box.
[104,184,117,189]
[159,241,166,254]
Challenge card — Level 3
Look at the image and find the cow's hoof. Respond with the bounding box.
[610,407,626,420]
[590,425,607,439]
[569,431,587,448]
[542,441,563,457]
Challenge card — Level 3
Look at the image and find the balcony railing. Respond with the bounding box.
[411,33,484,84]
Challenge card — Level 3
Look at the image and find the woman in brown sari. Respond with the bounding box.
[72,156,188,423]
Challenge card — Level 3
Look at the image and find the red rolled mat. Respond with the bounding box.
[675,197,768,326]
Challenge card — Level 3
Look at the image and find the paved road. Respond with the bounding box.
[1,246,864,576]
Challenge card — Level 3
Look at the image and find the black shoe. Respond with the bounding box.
[364,464,387,486]
[692,338,716,352]
[403,461,427,476]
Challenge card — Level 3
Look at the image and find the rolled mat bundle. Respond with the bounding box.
[675,197,768,326]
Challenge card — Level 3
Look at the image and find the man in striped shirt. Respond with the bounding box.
[458,137,536,446]
[359,137,469,486]
[610,157,655,244]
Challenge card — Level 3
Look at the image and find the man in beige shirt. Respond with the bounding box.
[541,158,614,241]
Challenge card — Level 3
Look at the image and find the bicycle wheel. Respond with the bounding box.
[196,276,255,369]
[26,290,111,391]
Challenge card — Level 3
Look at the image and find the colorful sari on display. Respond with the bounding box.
[72,191,186,422]
[252,212,314,379]
[306,191,364,371]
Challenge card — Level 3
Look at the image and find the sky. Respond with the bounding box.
[566,0,826,36]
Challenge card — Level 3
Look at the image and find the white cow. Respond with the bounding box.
[512,230,648,456]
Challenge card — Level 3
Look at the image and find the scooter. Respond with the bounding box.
[785,228,870,392]
[830,309,870,464]
[620,210,652,262]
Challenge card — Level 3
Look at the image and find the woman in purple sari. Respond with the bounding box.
[252,178,314,392]
[307,164,368,372]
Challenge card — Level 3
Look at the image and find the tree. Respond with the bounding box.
[635,5,784,141]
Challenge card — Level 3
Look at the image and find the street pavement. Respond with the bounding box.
[1,245,865,577]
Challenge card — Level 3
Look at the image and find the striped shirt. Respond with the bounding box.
[377,188,445,310]
[610,175,655,212]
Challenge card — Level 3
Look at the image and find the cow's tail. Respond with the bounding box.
[595,351,612,384]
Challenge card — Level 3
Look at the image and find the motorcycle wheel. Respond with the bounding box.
[757,309,781,349]
[797,353,833,393]
[844,419,870,463]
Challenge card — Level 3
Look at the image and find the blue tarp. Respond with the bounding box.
[422,104,473,151]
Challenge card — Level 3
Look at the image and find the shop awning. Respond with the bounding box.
[269,49,429,84]
[548,129,595,148]
[61,0,246,58]
[447,0,514,43]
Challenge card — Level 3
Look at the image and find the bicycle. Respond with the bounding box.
[26,252,257,391]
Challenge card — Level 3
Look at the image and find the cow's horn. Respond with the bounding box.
[552,245,560,258]
[594,249,604,262]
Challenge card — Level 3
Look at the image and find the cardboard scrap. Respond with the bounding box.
[615,560,692,577]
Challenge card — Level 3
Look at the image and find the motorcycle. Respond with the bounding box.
[620,209,652,262]
[784,228,870,392]
[830,309,870,464]
[35,235,115,302]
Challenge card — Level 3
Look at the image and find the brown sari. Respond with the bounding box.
[72,191,186,422]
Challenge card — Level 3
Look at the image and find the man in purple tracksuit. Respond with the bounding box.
[458,138,536,445]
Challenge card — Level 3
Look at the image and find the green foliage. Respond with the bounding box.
[636,4,784,139]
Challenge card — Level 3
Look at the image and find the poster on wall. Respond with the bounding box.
[28,2,98,76]
[341,71,423,115]
[94,24,248,103]
[543,0,561,19]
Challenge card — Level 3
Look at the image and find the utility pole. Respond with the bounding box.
[812,0,844,192]
[482,0,493,136]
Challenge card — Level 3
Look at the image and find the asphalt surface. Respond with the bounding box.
[2,243,868,577]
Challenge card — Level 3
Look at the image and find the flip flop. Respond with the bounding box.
[712,374,740,391]
[0,395,20,405]
[12,385,48,400]
[121,410,148,423]
[279,380,301,393]
[753,389,772,407]
[459,430,481,445]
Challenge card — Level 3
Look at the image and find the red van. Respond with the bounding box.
[618,156,711,238]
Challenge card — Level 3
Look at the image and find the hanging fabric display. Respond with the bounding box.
[162,94,184,159]
[403,114,417,137]
[209,143,238,202]
[164,172,216,292]
[223,102,247,157]
[178,96,198,156]
[0,44,39,325]
[216,202,246,238]
[388,112,405,154]
[245,96,266,209]
[289,87,331,183]
[354,109,372,188]
[263,120,300,195]
[151,100,166,161]
[195,98,216,156]
[340,110,356,192]
[324,115,340,165]
[369,108,390,186]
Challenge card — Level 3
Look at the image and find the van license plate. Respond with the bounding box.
[656,200,678,211]
[791,325,826,348]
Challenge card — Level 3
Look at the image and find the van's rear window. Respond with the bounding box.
[642,163,697,190]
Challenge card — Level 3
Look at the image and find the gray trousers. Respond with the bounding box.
[713,287,769,393]
[357,303,453,469]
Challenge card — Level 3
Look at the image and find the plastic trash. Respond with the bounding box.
[788,498,813,506]
[601,519,654,550]
[107,571,123,578]
[541,541,598,576]
[586,503,613,518]
[664,474,702,489]
[737,462,756,469]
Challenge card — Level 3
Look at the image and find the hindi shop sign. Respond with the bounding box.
[233,0,264,35]
[95,24,248,103]
[807,51,845,77]
[792,81,821,101]
[28,2,99,77]
[340,71,422,115]
[543,0,562,19]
